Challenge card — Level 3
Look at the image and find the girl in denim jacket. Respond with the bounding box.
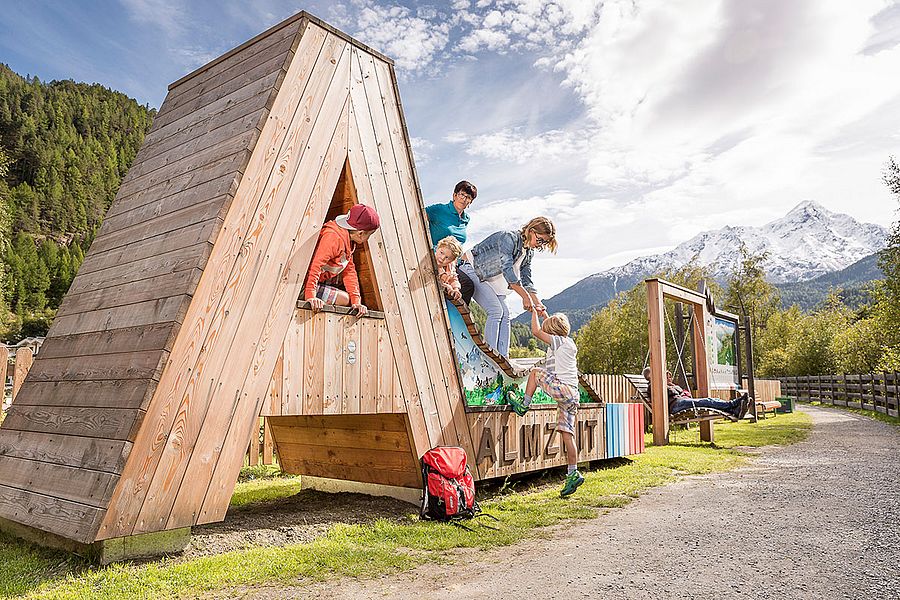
[458,216,557,357]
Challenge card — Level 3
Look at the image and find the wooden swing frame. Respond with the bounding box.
[646,278,743,445]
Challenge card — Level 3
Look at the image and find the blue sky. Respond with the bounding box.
[2,0,899,304]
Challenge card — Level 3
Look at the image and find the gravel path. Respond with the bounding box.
[251,405,900,599]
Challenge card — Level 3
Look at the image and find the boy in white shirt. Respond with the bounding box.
[508,311,584,497]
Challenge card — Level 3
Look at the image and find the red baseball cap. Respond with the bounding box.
[336,204,380,231]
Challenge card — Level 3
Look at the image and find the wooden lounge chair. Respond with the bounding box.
[623,373,740,425]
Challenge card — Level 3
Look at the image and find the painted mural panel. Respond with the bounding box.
[446,302,592,407]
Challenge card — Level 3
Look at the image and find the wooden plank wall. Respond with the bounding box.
[101,19,354,536]
[0,16,306,544]
[261,307,402,416]
[346,46,476,466]
[270,414,419,488]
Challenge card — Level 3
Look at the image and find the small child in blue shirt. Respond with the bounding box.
[508,310,584,497]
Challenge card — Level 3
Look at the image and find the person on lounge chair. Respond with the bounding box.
[643,368,749,420]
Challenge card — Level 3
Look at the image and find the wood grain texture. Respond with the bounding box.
[0,484,104,545]
[368,56,466,447]
[0,429,131,473]
[350,54,457,453]
[35,324,174,361]
[322,313,344,415]
[49,297,186,338]
[22,350,165,383]
[194,88,353,526]
[13,379,152,410]
[0,455,118,508]
[269,413,418,487]
[1,405,143,441]
[89,195,228,258]
[466,407,607,481]
[105,154,243,222]
[282,310,307,416]
[65,242,212,298]
[94,23,326,543]
[11,348,33,402]
[346,84,432,455]
[152,31,347,531]
[55,270,203,320]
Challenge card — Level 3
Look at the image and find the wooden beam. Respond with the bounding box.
[646,279,668,446]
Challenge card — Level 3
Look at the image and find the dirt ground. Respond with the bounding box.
[183,489,415,558]
[226,405,900,599]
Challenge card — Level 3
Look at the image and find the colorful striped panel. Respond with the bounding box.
[605,403,645,458]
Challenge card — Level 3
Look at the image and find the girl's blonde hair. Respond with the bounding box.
[436,236,463,258]
[541,313,570,336]
[521,216,558,253]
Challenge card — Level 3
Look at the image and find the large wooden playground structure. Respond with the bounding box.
[0,13,780,562]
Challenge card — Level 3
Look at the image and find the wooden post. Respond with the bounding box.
[248,418,260,467]
[744,315,757,423]
[0,346,8,409]
[262,418,274,465]
[646,280,669,446]
[693,304,713,443]
[12,347,33,402]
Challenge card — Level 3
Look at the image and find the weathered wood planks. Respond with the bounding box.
[0,14,310,546]
[261,308,397,417]
[98,20,330,539]
[269,413,419,488]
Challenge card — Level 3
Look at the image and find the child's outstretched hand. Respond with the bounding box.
[351,303,368,317]
[308,297,324,312]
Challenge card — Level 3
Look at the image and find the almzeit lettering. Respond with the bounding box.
[476,417,600,465]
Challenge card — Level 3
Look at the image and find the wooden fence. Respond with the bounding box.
[583,374,782,404]
[247,417,277,467]
[581,374,632,404]
[1,346,35,417]
[780,373,900,418]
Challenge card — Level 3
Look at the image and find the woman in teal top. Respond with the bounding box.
[425,181,477,303]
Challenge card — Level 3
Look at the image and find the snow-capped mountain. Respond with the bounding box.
[532,201,888,330]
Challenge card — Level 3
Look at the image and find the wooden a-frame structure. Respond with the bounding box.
[0,13,475,552]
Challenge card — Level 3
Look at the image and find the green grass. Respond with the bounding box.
[807,401,900,427]
[1,411,812,600]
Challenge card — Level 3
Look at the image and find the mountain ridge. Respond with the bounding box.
[524,201,888,330]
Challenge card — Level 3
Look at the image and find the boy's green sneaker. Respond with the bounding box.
[560,470,584,497]
[506,391,529,417]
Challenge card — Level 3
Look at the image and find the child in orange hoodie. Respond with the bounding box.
[303,204,380,316]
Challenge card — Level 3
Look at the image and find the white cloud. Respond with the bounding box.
[448,127,590,164]
[410,136,435,165]
[349,1,452,72]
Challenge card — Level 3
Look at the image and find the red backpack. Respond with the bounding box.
[420,446,478,521]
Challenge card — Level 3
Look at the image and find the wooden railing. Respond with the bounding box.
[780,373,900,418]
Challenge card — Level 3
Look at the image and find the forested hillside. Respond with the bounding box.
[0,65,154,339]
